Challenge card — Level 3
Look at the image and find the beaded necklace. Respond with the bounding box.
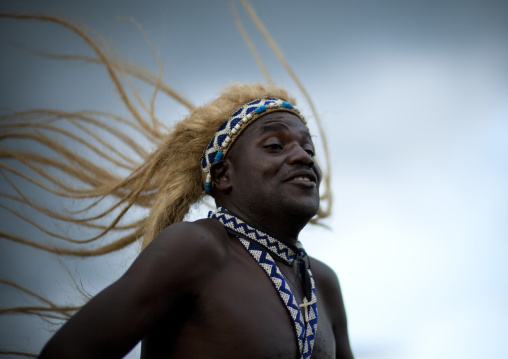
[208,207,318,359]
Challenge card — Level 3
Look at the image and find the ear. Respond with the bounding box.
[210,159,232,193]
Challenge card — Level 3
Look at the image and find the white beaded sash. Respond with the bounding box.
[208,207,318,359]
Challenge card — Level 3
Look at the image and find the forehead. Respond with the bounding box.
[242,111,311,140]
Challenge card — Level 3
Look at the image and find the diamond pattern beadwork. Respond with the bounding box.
[208,207,318,359]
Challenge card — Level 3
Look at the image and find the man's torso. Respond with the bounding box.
[141,220,336,358]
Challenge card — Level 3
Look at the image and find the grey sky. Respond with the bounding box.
[1,0,507,358]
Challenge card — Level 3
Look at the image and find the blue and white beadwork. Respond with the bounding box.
[201,98,306,193]
[208,207,318,359]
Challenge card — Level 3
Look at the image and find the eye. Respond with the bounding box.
[265,143,284,151]
[305,148,315,157]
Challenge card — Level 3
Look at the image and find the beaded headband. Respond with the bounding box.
[201,97,307,193]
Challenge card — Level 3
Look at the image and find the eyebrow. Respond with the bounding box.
[258,123,312,141]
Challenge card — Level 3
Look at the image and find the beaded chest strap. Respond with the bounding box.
[208,207,318,359]
[201,98,306,193]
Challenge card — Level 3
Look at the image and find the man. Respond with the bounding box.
[39,84,354,358]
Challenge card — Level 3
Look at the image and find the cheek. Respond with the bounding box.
[248,159,280,177]
[314,164,323,183]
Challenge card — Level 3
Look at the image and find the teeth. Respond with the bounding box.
[294,176,310,182]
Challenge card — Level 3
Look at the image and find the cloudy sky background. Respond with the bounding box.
[0,0,507,358]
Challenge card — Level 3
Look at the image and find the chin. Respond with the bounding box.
[285,197,320,223]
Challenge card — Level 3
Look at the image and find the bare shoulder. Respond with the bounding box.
[309,257,342,296]
[128,218,230,291]
[309,256,345,317]
[142,218,229,262]
[310,257,354,359]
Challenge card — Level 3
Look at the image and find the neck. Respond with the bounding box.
[217,203,309,246]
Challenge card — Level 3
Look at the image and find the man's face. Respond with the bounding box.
[224,111,322,221]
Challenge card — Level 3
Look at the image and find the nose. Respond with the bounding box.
[287,144,315,167]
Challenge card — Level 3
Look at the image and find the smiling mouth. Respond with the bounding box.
[284,170,318,187]
[293,175,312,182]
[288,175,317,187]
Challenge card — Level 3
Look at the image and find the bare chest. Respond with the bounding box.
[149,246,336,359]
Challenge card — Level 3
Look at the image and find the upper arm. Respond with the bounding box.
[40,220,227,359]
[312,259,354,359]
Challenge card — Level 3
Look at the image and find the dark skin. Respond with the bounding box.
[39,112,354,359]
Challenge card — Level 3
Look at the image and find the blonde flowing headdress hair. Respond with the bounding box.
[0,3,332,357]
